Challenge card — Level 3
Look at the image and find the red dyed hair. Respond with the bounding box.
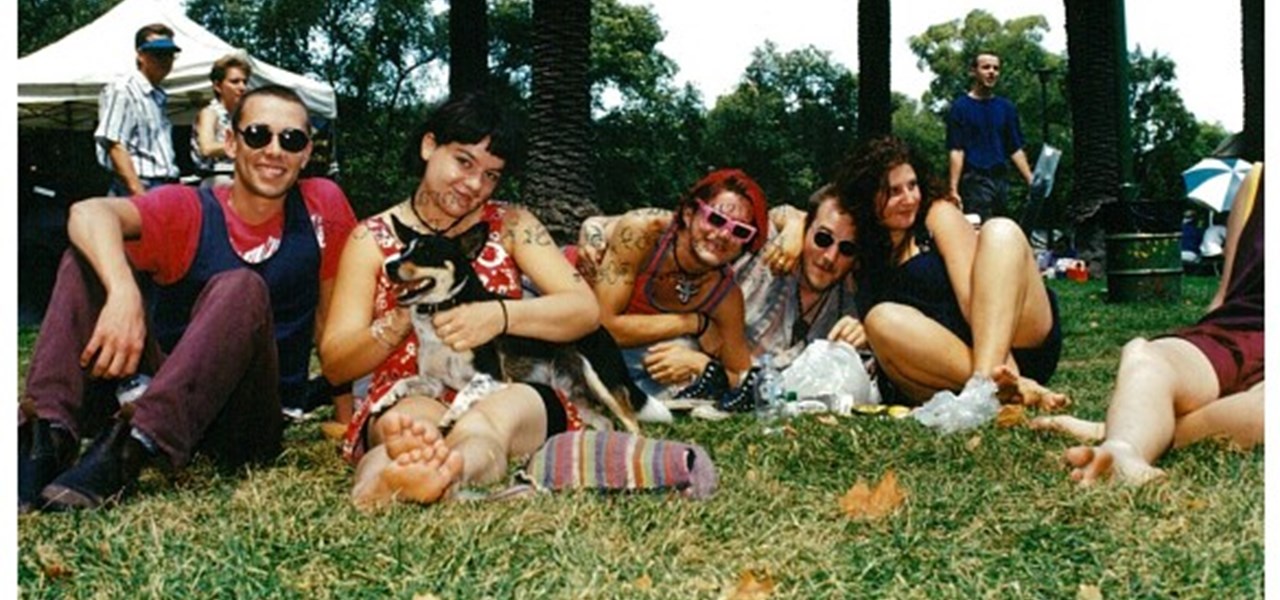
[677,168,769,252]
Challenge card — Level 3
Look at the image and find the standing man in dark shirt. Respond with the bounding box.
[946,51,1034,221]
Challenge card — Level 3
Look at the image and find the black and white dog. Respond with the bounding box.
[380,215,670,433]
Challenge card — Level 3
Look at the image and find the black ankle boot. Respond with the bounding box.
[40,405,150,511]
[18,406,79,515]
[717,366,762,413]
[673,361,729,401]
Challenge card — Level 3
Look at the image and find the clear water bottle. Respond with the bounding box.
[116,374,152,404]
[755,354,782,434]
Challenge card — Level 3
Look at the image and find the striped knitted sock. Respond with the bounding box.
[517,430,718,500]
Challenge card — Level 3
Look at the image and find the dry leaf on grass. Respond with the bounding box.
[724,568,775,599]
[996,404,1027,428]
[816,414,840,426]
[838,469,906,520]
[965,435,983,451]
[634,574,653,590]
[1077,583,1103,600]
[36,544,72,579]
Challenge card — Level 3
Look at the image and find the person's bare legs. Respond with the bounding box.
[968,219,1057,381]
[1063,337,1219,486]
[445,384,550,487]
[864,302,975,402]
[992,365,1070,410]
[1029,414,1105,442]
[1034,381,1263,449]
[1171,381,1264,449]
[351,397,463,509]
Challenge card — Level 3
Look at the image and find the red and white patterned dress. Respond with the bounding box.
[341,201,583,463]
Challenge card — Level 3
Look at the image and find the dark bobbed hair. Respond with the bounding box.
[230,85,309,130]
[675,168,770,253]
[403,92,526,177]
[832,135,943,283]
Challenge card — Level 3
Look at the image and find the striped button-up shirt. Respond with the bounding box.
[94,71,179,179]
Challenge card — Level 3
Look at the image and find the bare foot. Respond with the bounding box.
[1029,415,1105,443]
[379,439,465,505]
[992,365,1070,410]
[377,413,441,460]
[1063,441,1166,486]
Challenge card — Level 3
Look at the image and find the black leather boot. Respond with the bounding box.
[18,402,79,515]
[40,405,150,511]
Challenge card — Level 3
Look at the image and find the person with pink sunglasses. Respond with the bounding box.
[590,169,769,409]
[579,184,869,415]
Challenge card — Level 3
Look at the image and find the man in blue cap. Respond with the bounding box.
[94,23,183,197]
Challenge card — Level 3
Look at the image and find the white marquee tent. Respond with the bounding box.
[18,0,337,130]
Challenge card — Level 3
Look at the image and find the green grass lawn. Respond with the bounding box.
[17,277,1262,598]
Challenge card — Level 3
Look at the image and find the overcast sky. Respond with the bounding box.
[630,0,1245,132]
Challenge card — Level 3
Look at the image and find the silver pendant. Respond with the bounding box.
[675,276,700,304]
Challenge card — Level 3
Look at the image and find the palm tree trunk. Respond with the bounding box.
[526,0,599,244]
[449,0,489,96]
[857,0,892,142]
[1063,0,1127,271]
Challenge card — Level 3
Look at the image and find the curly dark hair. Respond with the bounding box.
[832,135,943,283]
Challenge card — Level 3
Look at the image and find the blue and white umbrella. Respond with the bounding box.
[1182,157,1252,213]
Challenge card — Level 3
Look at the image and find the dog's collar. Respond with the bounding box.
[411,277,470,315]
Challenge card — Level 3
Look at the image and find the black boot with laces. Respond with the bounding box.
[673,361,729,402]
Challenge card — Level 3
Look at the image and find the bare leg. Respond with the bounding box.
[864,302,973,402]
[1062,337,1219,486]
[992,364,1069,410]
[351,397,462,509]
[968,219,1056,377]
[1029,414,1104,442]
[446,384,550,487]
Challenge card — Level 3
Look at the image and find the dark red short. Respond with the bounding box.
[1164,322,1264,397]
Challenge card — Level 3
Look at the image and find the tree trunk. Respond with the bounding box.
[856,0,891,142]
[526,0,599,244]
[449,0,489,96]
[1063,0,1126,271]
[1241,0,1263,162]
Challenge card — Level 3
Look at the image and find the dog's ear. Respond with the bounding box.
[390,214,420,244]
[457,221,491,261]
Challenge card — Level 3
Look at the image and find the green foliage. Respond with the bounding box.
[593,84,708,214]
[17,277,1263,598]
[1129,48,1229,203]
[17,0,121,57]
[705,42,859,206]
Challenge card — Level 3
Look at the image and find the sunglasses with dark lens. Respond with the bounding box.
[814,230,858,257]
[695,200,758,243]
[236,124,310,153]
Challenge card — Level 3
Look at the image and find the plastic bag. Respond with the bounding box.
[776,340,873,415]
[913,374,999,434]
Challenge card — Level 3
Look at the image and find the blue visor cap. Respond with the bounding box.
[138,37,182,53]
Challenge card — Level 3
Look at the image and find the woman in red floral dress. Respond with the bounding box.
[320,94,599,508]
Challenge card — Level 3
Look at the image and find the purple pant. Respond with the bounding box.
[21,250,283,468]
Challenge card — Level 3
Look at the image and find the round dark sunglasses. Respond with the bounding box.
[236,124,310,153]
[813,230,857,257]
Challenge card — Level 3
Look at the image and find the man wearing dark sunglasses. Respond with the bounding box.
[19,85,357,513]
[95,24,183,197]
[578,184,868,414]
